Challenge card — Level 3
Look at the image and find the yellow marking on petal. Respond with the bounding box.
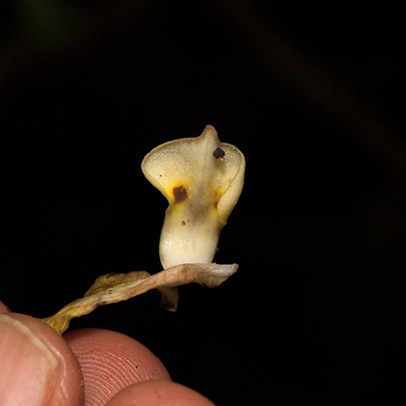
[213,187,224,209]
[164,181,191,204]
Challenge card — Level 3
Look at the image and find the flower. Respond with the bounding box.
[141,125,245,269]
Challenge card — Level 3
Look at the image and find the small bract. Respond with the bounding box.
[141,125,245,269]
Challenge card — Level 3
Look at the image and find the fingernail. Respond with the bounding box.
[0,314,59,405]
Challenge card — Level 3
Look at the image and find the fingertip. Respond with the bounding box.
[64,328,171,406]
[107,380,216,406]
[0,313,83,406]
[0,301,10,314]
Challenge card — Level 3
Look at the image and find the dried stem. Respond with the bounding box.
[41,263,238,334]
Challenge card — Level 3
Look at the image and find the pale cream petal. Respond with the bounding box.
[141,125,245,268]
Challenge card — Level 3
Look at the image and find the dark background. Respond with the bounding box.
[1,1,405,405]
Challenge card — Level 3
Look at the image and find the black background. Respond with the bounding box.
[1,1,405,405]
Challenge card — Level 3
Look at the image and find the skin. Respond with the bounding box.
[0,300,215,406]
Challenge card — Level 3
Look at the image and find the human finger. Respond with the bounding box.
[106,380,216,406]
[0,312,83,406]
[64,328,171,406]
[0,300,10,313]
